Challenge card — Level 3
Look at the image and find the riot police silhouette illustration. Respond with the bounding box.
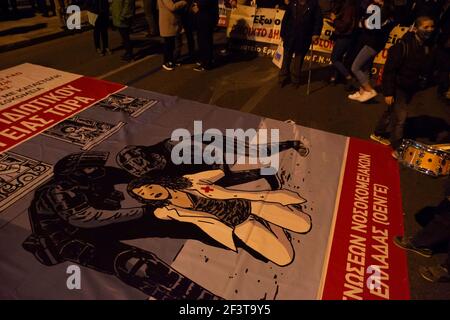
[23,151,220,299]
[23,137,310,299]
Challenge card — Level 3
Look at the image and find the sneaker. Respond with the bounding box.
[393,236,433,258]
[193,65,206,72]
[162,62,176,71]
[419,265,450,283]
[348,91,361,100]
[392,150,400,160]
[96,48,104,56]
[105,48,112,55]
[357,89,377,102]
[121,54,133,62]
[370,133,391,146]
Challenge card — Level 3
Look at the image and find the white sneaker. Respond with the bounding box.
[162,62,175,71]
[357,89,377,102]
[348,91,361,100]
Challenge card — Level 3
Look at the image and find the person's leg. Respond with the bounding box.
[411,210,450,249]
[374,105,394,139]
[205,20,215,68]
[351,45,377,91]
[234,218,295,266]
[182,14,196,58]
[250,201,311,233]
[279,46,293,84]
[144,0,157,35]
[389,90,409,150]
[331,37,353,79]
[163,36,175,64]
[94,29,101,52]
[196,17,207,66]
[119,28,132,59]
[291,53,305,85]
[99,15,109,51]
[54,0,65,27]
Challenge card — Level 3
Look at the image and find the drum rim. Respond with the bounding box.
[399,139,450,157]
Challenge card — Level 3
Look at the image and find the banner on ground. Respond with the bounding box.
[0,64,409,300]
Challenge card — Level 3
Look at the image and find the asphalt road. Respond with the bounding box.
[1,17,449,299]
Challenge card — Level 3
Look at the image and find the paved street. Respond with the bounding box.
[1,16,449,299]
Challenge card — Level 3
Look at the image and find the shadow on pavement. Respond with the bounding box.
[0,22,47,36]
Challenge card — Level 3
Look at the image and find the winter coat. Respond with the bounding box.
[158,0,187,37]
[280,0,323,54]
[382,32,436,97]
[333,1,357,36]
[112,0,135,28]
[358,2,395,52]
[87,0,110,16]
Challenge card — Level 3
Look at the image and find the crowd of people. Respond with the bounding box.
[2,0,450,284]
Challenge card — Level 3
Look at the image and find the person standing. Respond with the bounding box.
[329,0,358,85]
[192,0,219,71]
[54,0,71,28]
[370,16,437,152]
[87,0,111,56]
[112,0,136,62]
[279,0,323,88]
[394,195,450,283]
[348,0,395,102]
[181,0,197,62]
[144,0,159,37]
[158,0,188,70]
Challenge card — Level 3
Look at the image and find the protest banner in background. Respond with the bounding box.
[225,6,409,77]
[0,64,409,300]
[226,5,285,57]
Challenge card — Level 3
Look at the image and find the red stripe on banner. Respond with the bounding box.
[0,77,125,153]
[322,137,409,300]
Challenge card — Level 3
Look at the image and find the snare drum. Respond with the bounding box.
[398,139,450,177]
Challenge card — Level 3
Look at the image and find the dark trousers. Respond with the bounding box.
[331,36,354,79]
[94,14,109,51]
[279,46,306,84]
[411,199,450,273]
[374,89,410,149]
[196,14,216,68]
[118,27,132,57]
[163,36,176,63]
[182,13,196,58]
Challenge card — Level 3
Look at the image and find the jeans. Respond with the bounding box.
[331,36,354,79]
[351,45,377,86]
[374,88,410,149]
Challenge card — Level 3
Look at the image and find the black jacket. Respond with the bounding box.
[359,2,395,52]
[382,32,436,97]
[333,1,357,36]
[87,0,110,15]
[280,0,323,54]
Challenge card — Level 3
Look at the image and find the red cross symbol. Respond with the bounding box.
[201,186,214,193]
